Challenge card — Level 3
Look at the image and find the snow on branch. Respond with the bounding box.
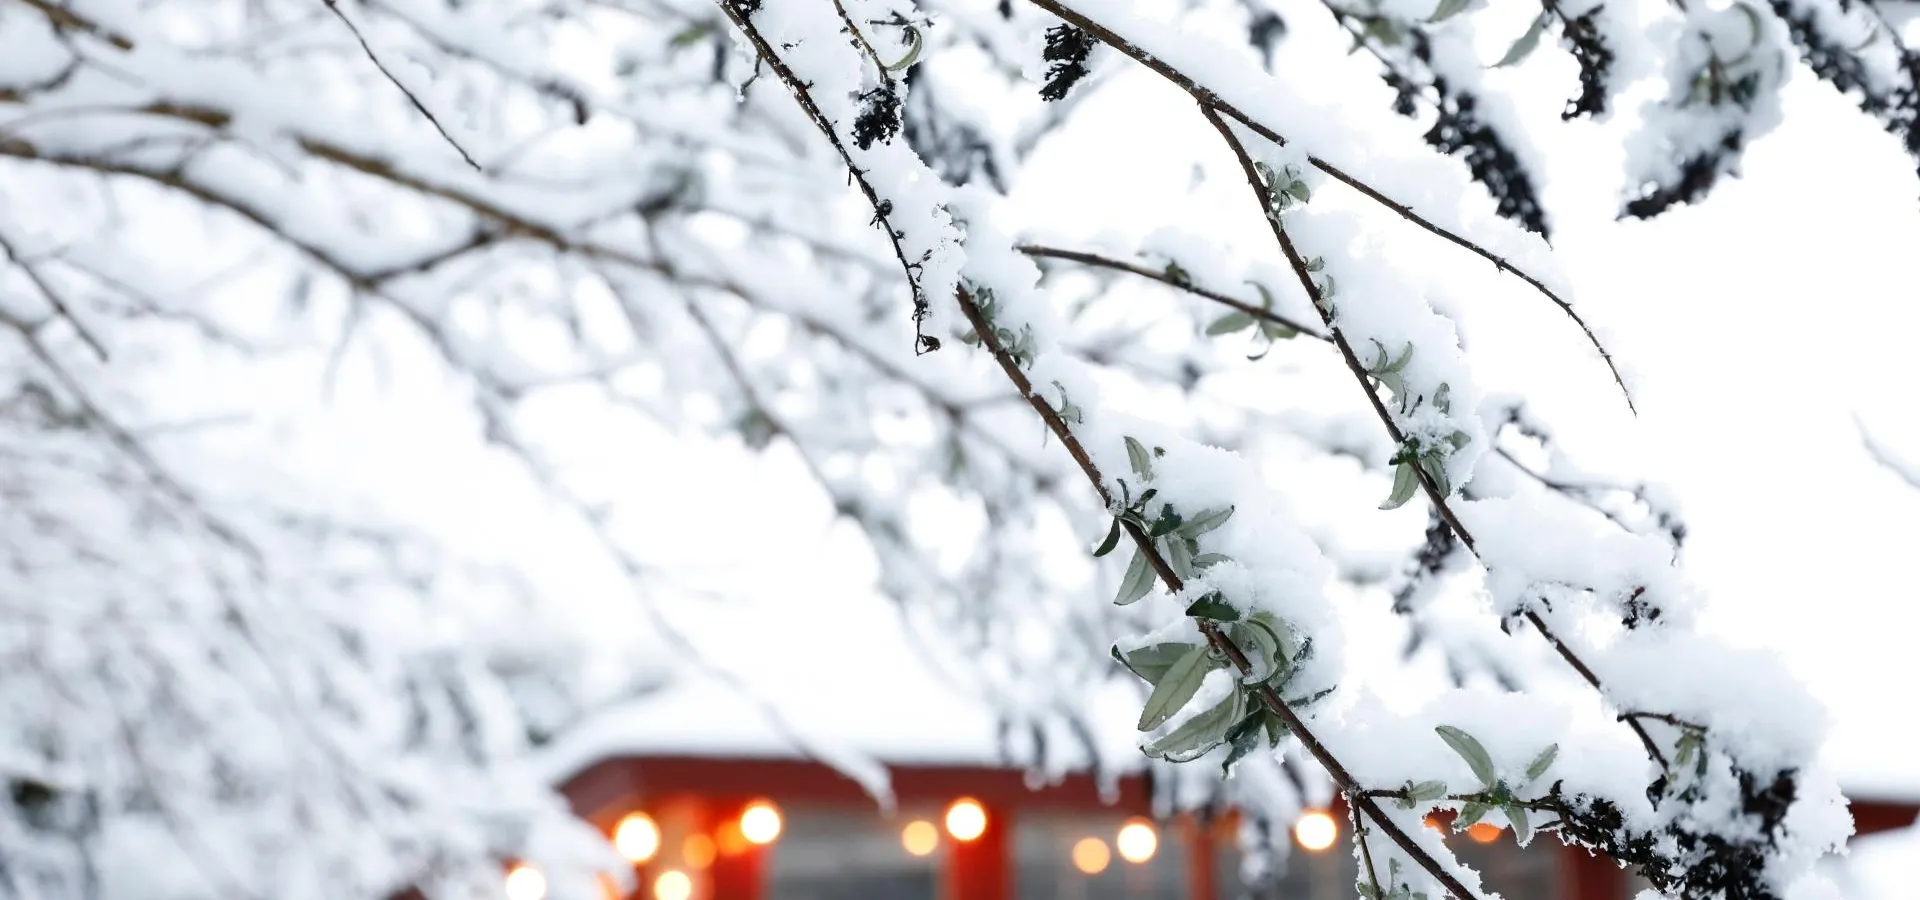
[720,1,1849,897]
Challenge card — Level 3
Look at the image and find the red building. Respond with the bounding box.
[512,673,1920,900]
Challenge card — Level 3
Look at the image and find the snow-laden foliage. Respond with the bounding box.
[0,361,615,896]
[719,2,1863,899]
[3,0,1898,897]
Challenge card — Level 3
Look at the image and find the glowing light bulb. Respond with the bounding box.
[740,800,782,845]
[945,798,987,842]
[653,869,692,900]
[504,864,547,900]
[1071,837,1111,875]
[901,820,939,856]
[683,833,716,868]
[1116,819,1158,864]
[614,812,662,863]
[1294,810,1339,852]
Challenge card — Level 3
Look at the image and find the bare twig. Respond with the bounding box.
[1858,414,1920,490]
[320,0,482,171]
[0,229,111,360]
[17,0,135,49]
[1017,243,1330,342]
[715,2,941,355]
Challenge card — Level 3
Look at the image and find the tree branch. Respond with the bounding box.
[1022,0,1635,413]
[1017,243,1331,342]
[320,0,482,171]
[714,2,940,355]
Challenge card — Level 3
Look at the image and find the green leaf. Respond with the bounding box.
[1164,535,1195,580]
[1248,281,1276,310]
[1093,518,1122,557]
[1262,708,1291,746]
[1493,11,1550,67]
[1428,0,1474,22]
[883,25,923,70]
[1409,780,1449,803]
[1418,455,1452,497]
[1138,645,1215,731]
[1433,382,1452,414]
[1674,731,1702,772]
[1363,17,1405,46]
[1435,725,1498,788]
[1178,506,1235,538]
[1526,744,1559,782]
[1193,552,1231,568]
[1455,801,1491,830]
[669,23,713,47]
[1115,549,1156,606]
[1207,311,1257,335]
[1249,613,1299,664]
[1186,593,1238,621]
[1729,2,1764,63]
[1164,260,1193,286]
[1150,508,1184,537]
[1221,710,1267,776]
[1234,620,1279,682]
[1505,804,1531,845]
[1260,320,1298,341]
[1380,462,1420,510]
[1143,692,1244,762]
[1119,642,1198,684]
[1285,685,1335,707]
[1124,436,1154,479]
[1383,342,1415,374]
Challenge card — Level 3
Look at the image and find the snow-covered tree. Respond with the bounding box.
[3,0,1909,897]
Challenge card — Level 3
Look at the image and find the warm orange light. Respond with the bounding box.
[1294,810,1339,852]
[945,798,988,842]
[1115,819,1158,864]
[504,864,547,900]
[1423,814,1446,832]
[1071,837,1112,875]
[596,872,624,900]
[653,869,692,900]
[902,819,939,856]
[1468,822,1503,844]
[740,800,783,845]
[683,832,716,868]
[614,812,662,863]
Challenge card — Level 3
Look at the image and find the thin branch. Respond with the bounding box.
[1022,0,1635,414]
[16,0,135,49]
[1491,446,1642,536]
[1858,414,1920,490]
[1017,243,1331,342]
[0,229,111,360]
[715,2,940,355]
[830,0,892,75]
[1351,793,1385,897]
[319,0,482,171]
